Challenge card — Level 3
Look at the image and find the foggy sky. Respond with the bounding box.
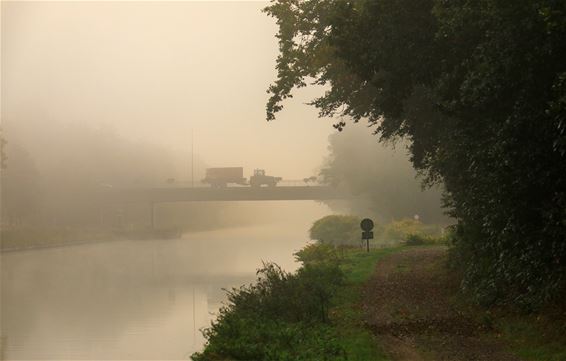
[1,1,335,181]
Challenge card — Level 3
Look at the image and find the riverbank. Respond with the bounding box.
[191,244,404,360]
[0,227,182,252]
[193,244,566,361]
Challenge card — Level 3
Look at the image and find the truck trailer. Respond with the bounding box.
[202,167,247,187]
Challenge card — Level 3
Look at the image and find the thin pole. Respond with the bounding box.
[192,286,196,343]
[150,201,155,230]
[191,128,194,187]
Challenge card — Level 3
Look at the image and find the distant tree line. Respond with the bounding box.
[264,0,566,307]
[1,123,177,228]
[319,126,446,223]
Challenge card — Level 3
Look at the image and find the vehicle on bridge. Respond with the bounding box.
[249,169,282,187]
[202,167,282,188]
[202,167,247,188]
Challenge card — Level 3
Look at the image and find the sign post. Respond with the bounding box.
[360,218,374,252]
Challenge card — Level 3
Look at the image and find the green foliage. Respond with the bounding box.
[309,215,362,246]
[499,314,566,361]
[340,247,402,285]
[193,243,403,361]
[405,233,428,246]
[294,242,340,265]
[264,0,566,307]
[222,262,343,324]
[380,218,441,241]
[404,232,448,246]
[333,247,402,360]
[192,257,346,361]
[192,316,345,361]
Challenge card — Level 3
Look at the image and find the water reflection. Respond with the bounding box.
[1,201,329,360]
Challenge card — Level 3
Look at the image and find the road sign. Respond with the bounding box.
[360,218,374,231]
[360,218,374,252]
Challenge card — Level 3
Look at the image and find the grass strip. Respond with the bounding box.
[331,247,403,361]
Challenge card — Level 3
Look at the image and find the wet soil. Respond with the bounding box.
[362,247,522,361]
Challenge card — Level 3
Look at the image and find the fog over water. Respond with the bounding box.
[1,201,330,360]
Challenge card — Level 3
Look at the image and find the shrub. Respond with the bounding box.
[405,231,451,246]
[309,215,362,247]
[294,243,340,265]
[220,261,343,324]
[296,262,345,323]
[381,219,442,242]
[192,315,345,361]
[405,233,427,245]
[192,250,346,361]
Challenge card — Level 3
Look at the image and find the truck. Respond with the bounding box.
[202,167,282,188]
[202,167,247,188]
[249,169,282,187]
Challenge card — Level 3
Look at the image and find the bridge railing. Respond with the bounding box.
[104,179,326,189]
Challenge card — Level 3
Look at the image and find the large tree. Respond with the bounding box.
[264,0,566,307]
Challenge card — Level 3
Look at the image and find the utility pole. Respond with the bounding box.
[191,128,194,187]
[150,201,155,230]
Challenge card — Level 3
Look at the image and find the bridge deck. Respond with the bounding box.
[107,186,343,203]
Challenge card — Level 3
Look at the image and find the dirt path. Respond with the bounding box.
[362,247,521,361]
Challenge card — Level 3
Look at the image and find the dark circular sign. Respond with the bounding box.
[360,218,374,231]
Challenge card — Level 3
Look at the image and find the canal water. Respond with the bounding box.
[1,201,330,360]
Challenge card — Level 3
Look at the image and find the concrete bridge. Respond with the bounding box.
[102,185,345,229]
[105,185,343,203]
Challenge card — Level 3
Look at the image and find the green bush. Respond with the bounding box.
[381,219,442,242]
[294,243,340,265]
[218,261,343,324]
[405,233,427,245]
[192,247,346,361]
[405,231,450,246]
[192,315,345,361]
[309,215,362,247]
